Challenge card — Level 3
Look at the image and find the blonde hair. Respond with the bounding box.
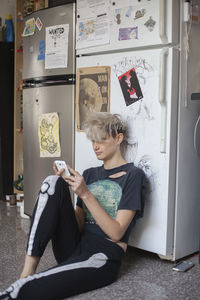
[82,112,129,155]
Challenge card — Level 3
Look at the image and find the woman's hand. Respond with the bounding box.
[53,162,65,177]
[63,165,90,199]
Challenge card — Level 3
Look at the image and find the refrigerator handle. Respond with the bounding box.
[159,48,169,153]
[159,0,168,44]
[194,114,200,156]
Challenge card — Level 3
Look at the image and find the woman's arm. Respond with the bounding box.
[65,166,136,242]
[53,162,86,233]
[75,206,85,232]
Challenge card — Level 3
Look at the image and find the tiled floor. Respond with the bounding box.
[0,200,200,300]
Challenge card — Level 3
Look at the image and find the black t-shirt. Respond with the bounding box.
[76,163,146,243]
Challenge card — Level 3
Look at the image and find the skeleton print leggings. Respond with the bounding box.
[0,176,124,300]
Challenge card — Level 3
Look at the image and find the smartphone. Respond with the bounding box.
[54,160,70,176]
[172,260,194,272]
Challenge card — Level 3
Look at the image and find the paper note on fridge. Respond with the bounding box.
[45,24,69,69]
[76,0,110,49]
[38,112,61,157]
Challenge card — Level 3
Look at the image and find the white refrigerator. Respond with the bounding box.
[75,0,200,260]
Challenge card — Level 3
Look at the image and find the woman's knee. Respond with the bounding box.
[40,175,60,197]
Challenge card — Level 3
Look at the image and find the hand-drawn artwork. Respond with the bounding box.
[38,112,61,157]
[144,16,156,32]
[132,57,154,85]
[76,66,110,131]
[124,136,138,163]
[112,57,153,83]
[112,57,155,121]
[134,9,146,20]
[118,68,143,106]
[118,27,138,41]
[137,155,156,193]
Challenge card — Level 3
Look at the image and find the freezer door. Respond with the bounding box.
[23,85,74,216]
[76,48,179,257]
[76,0,179,55]
[23,3,75,79]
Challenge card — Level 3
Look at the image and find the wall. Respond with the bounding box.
[0,0,15,27]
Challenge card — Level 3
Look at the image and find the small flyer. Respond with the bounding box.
[76,0,110,49]
[45,24,69,69]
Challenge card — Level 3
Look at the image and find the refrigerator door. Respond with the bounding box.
[23,3,75,79]
[173,13,200,260]
[23,84,74,215]
[76,0,179,55]
[76,47,179,257]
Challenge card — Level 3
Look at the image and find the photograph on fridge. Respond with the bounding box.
[76,66,110,131]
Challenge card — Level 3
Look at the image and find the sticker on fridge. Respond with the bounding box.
[38,112,61,157]
[118,68,143,106]
[36,17,43,31]
[22,18,35,37]
[118,27,138,41]
[45,24,69,69]
[144,16,156,32]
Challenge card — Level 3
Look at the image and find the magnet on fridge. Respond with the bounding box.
[37,53,45,61]
[144,16,156,32]
[39,40,45,51]
[134,9,146,20]
[115,9,122,24]
[125,6,133,18]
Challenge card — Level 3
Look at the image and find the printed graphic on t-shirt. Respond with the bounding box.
[83,179,122,223]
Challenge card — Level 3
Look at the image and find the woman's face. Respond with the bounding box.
[92,135,121,162]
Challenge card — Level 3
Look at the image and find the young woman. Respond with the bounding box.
[0,112,146,300]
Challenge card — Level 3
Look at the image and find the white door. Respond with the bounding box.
[76,47,179,257]
[76,0,179,55]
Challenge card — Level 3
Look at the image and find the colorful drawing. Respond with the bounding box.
[118,68,143,106]
[38,112,61,157]
[78,20,95,37]
[22,17,35,37]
